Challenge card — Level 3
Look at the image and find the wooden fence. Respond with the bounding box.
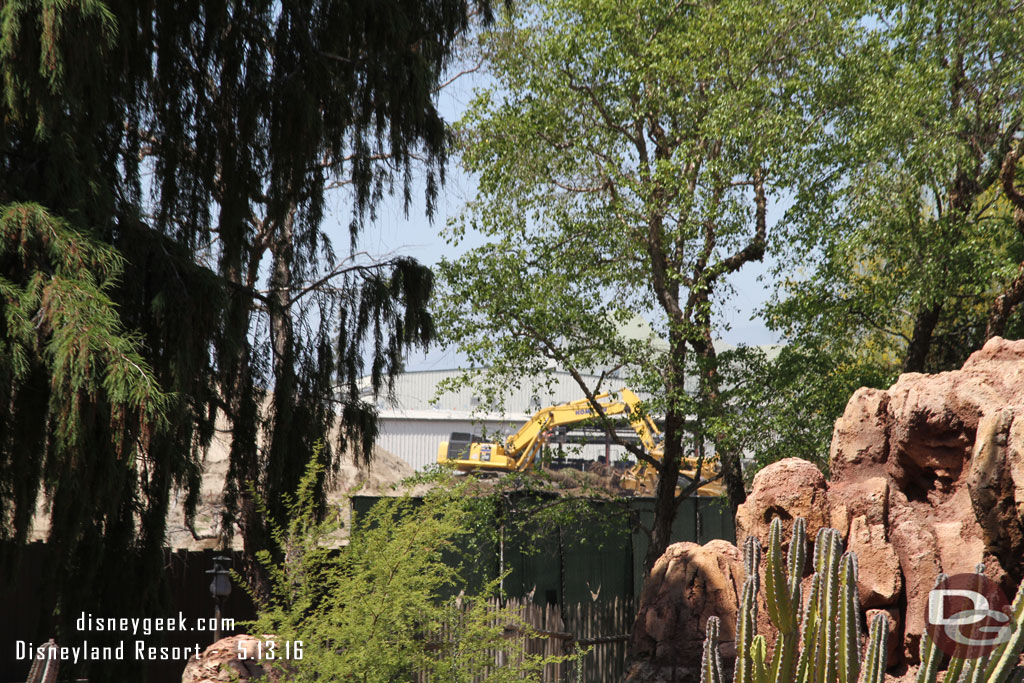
[419,596,634,682]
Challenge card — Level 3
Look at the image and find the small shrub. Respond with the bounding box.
[247,460,572,682]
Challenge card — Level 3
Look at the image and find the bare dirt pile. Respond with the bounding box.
[628,336,1024,681]
[165,437,421,551]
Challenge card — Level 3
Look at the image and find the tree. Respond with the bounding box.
[772,0,1024,377]
[437,0,850,572]
[1,0,489,675]
[753,0,1024,471]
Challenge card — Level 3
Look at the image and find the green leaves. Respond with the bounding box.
[250,461,571,682]
[0,203,171,528]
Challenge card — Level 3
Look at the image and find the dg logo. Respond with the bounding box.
[926,573,1013,658]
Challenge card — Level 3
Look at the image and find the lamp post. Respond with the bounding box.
[206,555,232,643]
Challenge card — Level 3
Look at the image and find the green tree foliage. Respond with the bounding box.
[751,0,1024,471]
[1,0,489,674]
[437,0,853,570]
[774,0,1024,373]
[249,462,571,682]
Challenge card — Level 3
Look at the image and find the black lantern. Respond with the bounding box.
[206,555,232,642]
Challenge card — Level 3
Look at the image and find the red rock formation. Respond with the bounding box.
[735,458,830,553]
[629,540,744,679]
[629,337,1024,679]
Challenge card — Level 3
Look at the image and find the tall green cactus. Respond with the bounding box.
[911,565,1024,683]
[701,518,1024,683]
[700,517,889,683]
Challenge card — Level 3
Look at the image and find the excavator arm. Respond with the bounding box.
[503,390,655,471]
[436,388,724,496]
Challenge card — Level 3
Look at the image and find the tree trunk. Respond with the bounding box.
[266,207,299,520]
[987,147,1024,339]
[692,292,746,515]
[986,261,1024,340]
[902,302,943,373]
[644,407,684,574]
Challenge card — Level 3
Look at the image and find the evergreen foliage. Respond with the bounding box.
[1,1,488,676]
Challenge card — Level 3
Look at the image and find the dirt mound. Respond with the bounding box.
[165,434,423,551]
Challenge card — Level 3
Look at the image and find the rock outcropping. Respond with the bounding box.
[181,635,287,683]
[629,337,1024,679]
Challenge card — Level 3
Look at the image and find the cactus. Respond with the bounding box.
[701,517,889,683]
[702,518,1024,683]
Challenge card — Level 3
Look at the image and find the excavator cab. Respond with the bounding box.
[437,432,518,471]
[444,432,480,461]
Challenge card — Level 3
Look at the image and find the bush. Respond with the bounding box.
[247,460,571,682]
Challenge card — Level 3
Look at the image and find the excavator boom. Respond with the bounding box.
[436,389,723,496]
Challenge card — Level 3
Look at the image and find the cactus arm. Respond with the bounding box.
[702,616,725,683]
[838,552,862,683]
[788,518,807,614]
[735,575,758,683]
[913,631,942,683]
[795,574,821,683]
[770,628,799,683]
[745,535,762,594]
[788,518,807,590]
[968,653,991,683]
[912,574,946,683]
[944,656,967,683]
[752,635,770,683]
[764,517,803,683]
[861,612,889,683]
[815,530,842,683]
[982,576,1024,683]
[957,658,980,683]
[766,518,796,633]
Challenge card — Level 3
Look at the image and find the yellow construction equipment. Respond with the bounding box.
[436,389,723,496]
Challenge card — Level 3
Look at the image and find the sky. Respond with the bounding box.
[321,72,784,372]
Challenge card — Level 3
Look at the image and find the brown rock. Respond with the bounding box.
[885,372,975,501]
[631,337,1024,679]
[631,540,744,667]
[932,515,986,577]
[1010,415,1024,524]
[830,388,891,480]
[890,518,941,661]
[181,635,287,683]
[966,408,1024,580]
[828,477,890,533]
[735,458,830,554]
[830,502,850,539]
[961,336,1024,373]
[848,516,901,608]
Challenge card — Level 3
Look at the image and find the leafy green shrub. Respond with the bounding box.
[247,461,572,682]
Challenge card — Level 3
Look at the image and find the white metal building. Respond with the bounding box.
[364,369,646,471]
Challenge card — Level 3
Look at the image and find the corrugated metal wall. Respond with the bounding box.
[376,414,635,471]
[374,370,647,413]
[370,370,657,471]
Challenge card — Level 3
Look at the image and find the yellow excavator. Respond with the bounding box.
[436,389,724,497]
